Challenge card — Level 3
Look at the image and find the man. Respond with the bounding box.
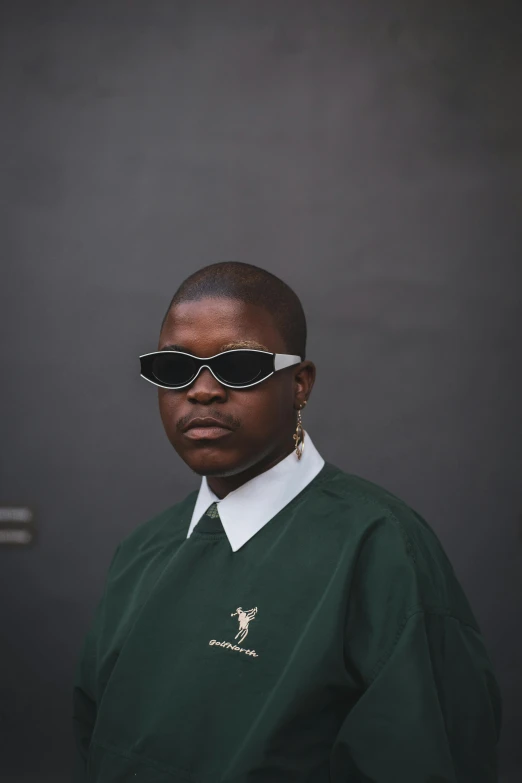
[72,261,502,782]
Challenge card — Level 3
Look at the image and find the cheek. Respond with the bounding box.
[236,387,290,432]
[157,392,182,429]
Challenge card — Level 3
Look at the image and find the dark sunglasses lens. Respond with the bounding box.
[213,351,273,386]
[150,353,197,386]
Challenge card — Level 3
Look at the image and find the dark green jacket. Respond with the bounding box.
[72,462,502,782]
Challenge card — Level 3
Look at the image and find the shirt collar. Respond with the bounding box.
[187,430,325,552]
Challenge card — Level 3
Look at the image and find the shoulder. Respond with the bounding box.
[318,463,478,627]
[316,461,438,549]
[115,489,198,562]
[84,491,199,650]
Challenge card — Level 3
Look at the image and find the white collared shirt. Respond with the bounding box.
[187,430,325,552]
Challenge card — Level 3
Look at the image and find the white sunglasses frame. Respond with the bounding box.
[139,348,303,390]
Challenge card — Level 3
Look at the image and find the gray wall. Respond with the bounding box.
[1,1,521,780]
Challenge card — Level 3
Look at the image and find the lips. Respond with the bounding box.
[182,417,234,441]
[182,417,233,433]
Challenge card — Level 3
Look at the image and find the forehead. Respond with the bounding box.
[158,297,287,355]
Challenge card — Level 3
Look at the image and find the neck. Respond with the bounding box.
[206,441,297,499]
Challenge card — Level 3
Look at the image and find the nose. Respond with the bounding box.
[186,367,228,404]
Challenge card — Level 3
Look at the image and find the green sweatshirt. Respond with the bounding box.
[72,461,502,782]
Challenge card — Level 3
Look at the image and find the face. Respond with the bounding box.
[156,297,315,481]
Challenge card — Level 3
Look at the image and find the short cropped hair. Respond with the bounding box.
[161,261,307,359]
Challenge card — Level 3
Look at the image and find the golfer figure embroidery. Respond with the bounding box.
[231,607,258,644]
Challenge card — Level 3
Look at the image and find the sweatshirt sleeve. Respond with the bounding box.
[330,512,502,783]
[330,608,502,782]
[71,544,122,782]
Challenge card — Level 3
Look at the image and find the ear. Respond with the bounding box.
[293,360,316,408]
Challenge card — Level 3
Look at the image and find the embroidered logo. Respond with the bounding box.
[209,606,259,658]
[231,606,258,643]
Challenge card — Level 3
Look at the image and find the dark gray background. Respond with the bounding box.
[1,1,521,780]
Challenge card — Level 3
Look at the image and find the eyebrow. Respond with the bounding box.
[158,340,270,353]
[159,344,190,352]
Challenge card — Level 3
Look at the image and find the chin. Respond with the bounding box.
[181,447,258,479]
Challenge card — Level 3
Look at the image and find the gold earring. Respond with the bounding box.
[293,401,307,460]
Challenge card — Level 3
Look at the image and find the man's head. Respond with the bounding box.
[156,262,316,489]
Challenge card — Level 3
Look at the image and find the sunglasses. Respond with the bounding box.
[139,349,303,390]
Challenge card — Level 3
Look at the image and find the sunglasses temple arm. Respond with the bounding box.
[274,354,302,371]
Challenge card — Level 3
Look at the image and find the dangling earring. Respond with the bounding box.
[293,401,307,460]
